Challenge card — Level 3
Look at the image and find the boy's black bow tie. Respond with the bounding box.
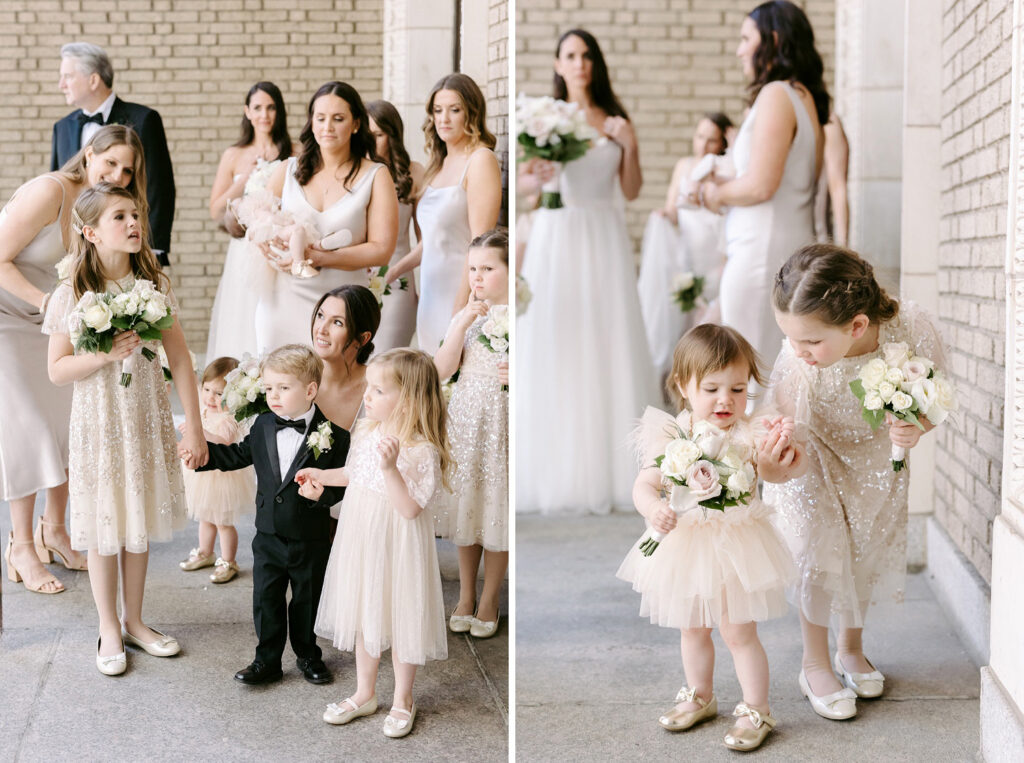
[273,415,306,432]
[77,112,104,126]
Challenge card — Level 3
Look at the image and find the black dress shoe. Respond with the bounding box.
[296,657,332,685]
[234,661,283,685]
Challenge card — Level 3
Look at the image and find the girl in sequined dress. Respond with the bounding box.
[433,229,509,639]
[296,349,451,738]
[768,243,948,720]
[44,184,207,675]
[617,324,806,751]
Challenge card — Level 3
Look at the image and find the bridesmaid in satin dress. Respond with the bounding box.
[387,73,502,352]
[366,100,424,353]
[0,126,146,593]
[697,0,827,373]
[254,81,397,353]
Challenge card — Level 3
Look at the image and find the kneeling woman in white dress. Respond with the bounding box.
[637,112,732,383]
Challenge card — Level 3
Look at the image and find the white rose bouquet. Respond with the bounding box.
[221,354,269,422]
[366,265,408,307]
[850,341,958,471]
[69,280,174,387]
[55,254,74,283]
[516,274,532,315]
[638,417,755,556]
[306,420,334,459]
[671,272,706,313]
[477,304,510,391]
[516,93,598,208]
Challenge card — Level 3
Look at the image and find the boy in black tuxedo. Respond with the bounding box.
[185,345,349,685]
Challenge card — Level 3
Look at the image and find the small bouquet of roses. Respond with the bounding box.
[637,416,755,556]
[516,93,598,208]
[69,279,174,387]
[850,342,957,471]
[516,274,532,316]
[477,304,510,391]
[55,254,75,283]
[671,272,706,313]
[367,265,408,307]
[221,353,269,422]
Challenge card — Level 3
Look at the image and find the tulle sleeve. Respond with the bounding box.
[41,282,76,336]
[397,441,441,510]
[164,284,179,317]
[629,405,687,468]
[765,341,812,429]
[896,301,948,372]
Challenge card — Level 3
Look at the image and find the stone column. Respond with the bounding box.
[985,2,1024,756]
[382,0,456,165]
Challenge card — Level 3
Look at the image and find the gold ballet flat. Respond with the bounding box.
[723,702,776,751]
[658,686,717,731]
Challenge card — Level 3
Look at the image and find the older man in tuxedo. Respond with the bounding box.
[51,42,175,268]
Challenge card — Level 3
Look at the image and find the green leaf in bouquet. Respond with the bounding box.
[111,315,132,330]
[899,409,927,431]
[137,326,163,341]
[153,314,175,330]
[98,333,114,354]
[849,378,866,401]
[861,407,885,429]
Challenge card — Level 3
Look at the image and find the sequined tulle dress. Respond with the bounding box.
[432,314,508,551]
[763,304,946,627]
[616,407,794,628]
[43,278,186,556]
[315,425,448,665]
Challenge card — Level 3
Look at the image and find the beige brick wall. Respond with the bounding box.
[490,0,510,226]
[0,0,384,349]
[934,0,1013,583]
[514,0,835,251]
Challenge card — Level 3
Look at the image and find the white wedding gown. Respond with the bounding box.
[517,139,659,514]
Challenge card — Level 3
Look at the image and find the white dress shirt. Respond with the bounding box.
[80,92,117,146]
[276,406,315,481]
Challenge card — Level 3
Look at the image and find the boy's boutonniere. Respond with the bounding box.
[307,420,333,459]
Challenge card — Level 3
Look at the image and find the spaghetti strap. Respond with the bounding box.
[458,147,493,186]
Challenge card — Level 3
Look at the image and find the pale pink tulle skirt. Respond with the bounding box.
[617,498,794,628]
[183,466,256,526]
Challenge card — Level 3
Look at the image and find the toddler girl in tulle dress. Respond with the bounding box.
[178,357,255,583]
[295,348,451,739]
[617,324,805,751]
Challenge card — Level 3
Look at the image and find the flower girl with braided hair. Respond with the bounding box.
[44,182,206,676]
[617,324,805,751]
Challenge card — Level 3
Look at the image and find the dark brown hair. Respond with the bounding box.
[469,227,509,265]
[310,284,381,366]
[746,1,831,126]
[553,29,629,120]
[422,73,496,185]
[367,100,414,204]
[773,243,900,326]
[233,81,291,161]
[703,111,734,153]
[668,324,765,410]
[295,82,378,188]
[203,356,239,385]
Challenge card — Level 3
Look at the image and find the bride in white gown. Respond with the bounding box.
[637,113,732,382]
[517,29,659,515]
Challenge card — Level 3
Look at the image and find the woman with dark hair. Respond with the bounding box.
[638,113,733,382]
[386,73,502,352]
[0,125,146,593]
[366,99,425,352]
[698,0,827,372]
[516,30,659,515]
[254,82,398,353]
[206,81,292,360]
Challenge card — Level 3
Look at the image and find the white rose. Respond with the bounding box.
[901,359,930,383]
[877,381,897,403]
[692,420,729,459]
[661,438,702,479]
[885,367,905,385]
[858,358,888,389]
[864,390,884,410]
[890,391,914,412]
[685,460,723,501]
[909,378,937,415]
[490,337,509,353]
[224,390,243,411]
[934,376,957,413]
[882,342,911,367]
[55,254,74,282]
[367,274,385,302]
[671,272,695,292]
[245,385,259,403]
[726,467,754,497]
[142,299,167,324]
[82,300,113,332]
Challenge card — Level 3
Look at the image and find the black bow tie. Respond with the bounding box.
[77,112,104,126]
[273,415,307,433]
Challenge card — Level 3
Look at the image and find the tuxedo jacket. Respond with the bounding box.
[197,405,350,542]
[51,97,176,260]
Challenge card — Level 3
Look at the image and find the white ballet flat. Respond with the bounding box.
[324,695,377,725]
[834,652,885,698]
[96,636,127,676]
[448,613,474,633]
[122,627,181,657]
[798,670,856,720]
[469,613,500,639]
[382,704,416,738]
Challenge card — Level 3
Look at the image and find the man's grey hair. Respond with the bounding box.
[60,42,114,88]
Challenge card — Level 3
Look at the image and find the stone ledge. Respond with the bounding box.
[925,515,991,666]
[981,666,1024,761]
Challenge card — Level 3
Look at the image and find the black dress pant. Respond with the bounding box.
[251,530,331,667]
